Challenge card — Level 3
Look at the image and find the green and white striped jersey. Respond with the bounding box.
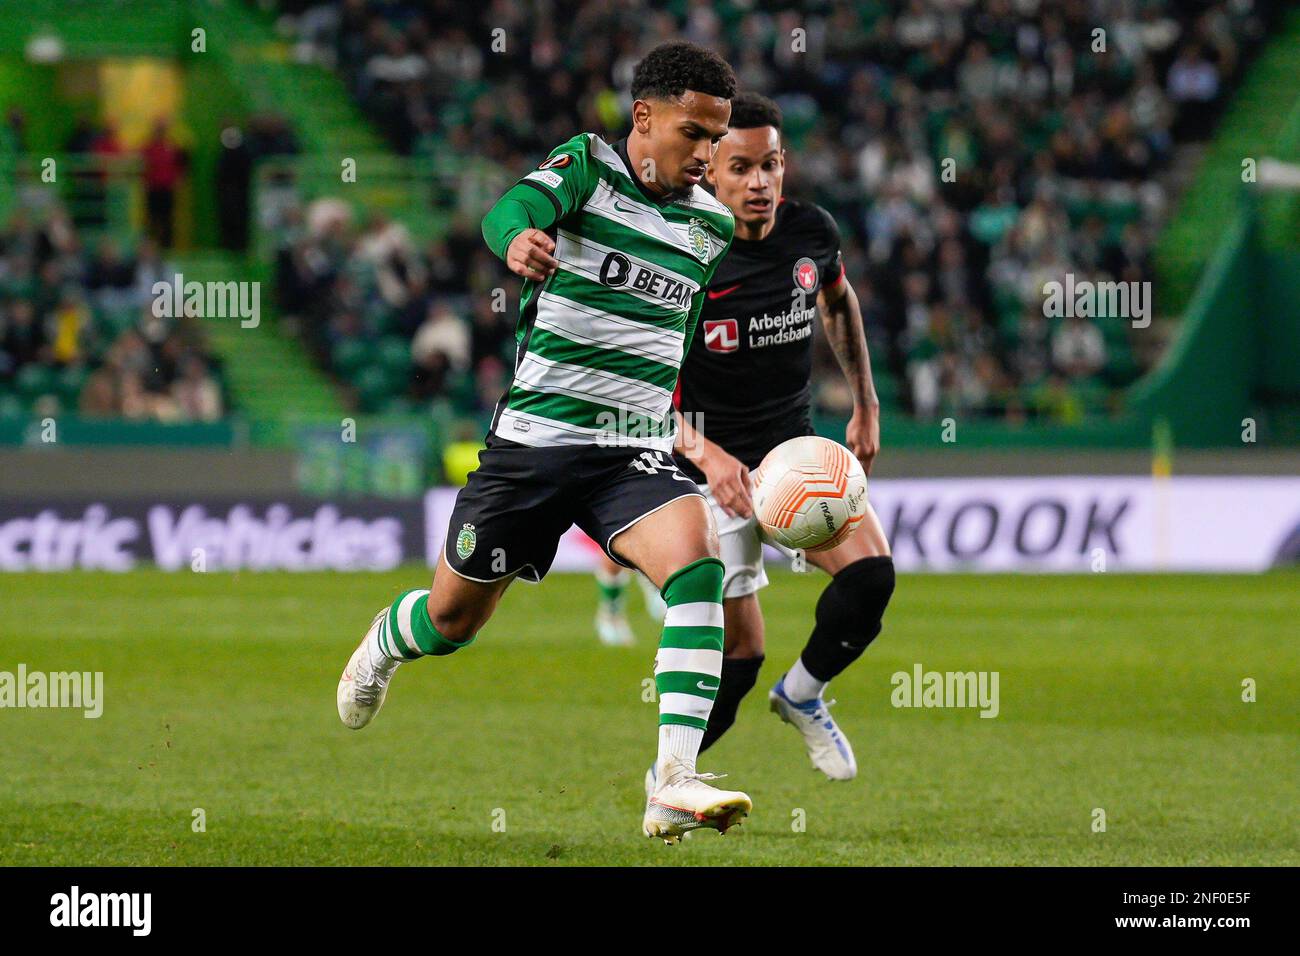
[489,133,734,452]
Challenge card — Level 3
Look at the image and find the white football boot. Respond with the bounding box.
[642,758,752,844]
[643,764,691,841]
[337,610,404,729]
[769,678,857,781]
[595,605,636,646]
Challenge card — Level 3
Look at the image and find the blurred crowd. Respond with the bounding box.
[0,202,225,422]
[270,0,1273,423]
[274,201,516,415]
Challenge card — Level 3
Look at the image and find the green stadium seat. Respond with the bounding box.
[101,307,138,335]
[331,338,373,379]
[377,336,412,378]
[1075,377,1111,412]
[447,369,478,413]
[1104,336,1141,385]
[367,305,400,336]
[57,365,89,404]
[380,395,415,416]
[15,364,56,401]
[354,365,394,413]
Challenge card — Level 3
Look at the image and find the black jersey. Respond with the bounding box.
[674,198,844,482]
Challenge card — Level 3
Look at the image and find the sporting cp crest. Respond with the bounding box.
[687,219,710,262]
[455,523,477,560]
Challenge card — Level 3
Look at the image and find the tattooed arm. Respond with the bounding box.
[817,276,880,474]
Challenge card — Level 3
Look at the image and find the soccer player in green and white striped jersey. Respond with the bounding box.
[483,130,732,449]
[336,42,751,843]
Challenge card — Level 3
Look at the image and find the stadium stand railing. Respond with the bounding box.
[0,153,143,243]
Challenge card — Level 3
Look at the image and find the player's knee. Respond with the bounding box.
[725,629,764,658]
[819,556,895,650]
[703,518,721,559]
[703,539,720,564]
[682,494,721,558]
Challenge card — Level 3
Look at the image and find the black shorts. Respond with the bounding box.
[443,435,704,583]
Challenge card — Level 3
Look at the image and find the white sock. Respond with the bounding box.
[656,724,704,782]
[368,619,403,665]
[781,658,827,703]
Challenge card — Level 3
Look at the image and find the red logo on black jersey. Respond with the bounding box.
[793,257,819,292]
[703,318,739,353]
[538,154,572,170]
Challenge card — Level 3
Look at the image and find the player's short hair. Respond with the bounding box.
[631,41,737,102]
[728,92,782,132]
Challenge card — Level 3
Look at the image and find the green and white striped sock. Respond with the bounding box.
[595,566,630,614]
[374,588,474,662]
[654,557,725,776]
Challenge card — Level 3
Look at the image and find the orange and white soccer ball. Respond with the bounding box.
[752,436,868,553]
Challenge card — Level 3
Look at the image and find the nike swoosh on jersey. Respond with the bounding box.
[706,284,742,299]
[697,681,719,691]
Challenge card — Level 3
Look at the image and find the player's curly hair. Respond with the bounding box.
[728,91,782,131]
[631,41,737,102]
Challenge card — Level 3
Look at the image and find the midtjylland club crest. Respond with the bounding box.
[793,256,819,292]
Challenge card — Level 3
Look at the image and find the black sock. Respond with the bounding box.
[800,556,895,682]
[700,655,764,754]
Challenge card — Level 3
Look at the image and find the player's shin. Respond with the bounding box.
[782,556,895,701]
[653,557,725,781]
[698,655,764,753]
[378,588,476,661]
[338,587,475,729]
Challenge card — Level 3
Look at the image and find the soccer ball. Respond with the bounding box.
[752,436,868,553]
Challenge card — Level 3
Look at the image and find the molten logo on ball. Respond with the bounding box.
[752,436,868,552]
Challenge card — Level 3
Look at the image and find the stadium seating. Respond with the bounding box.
[268,0,1277,424]
[0,186,228,422]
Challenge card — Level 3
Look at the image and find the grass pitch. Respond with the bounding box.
[1,569,1296,866]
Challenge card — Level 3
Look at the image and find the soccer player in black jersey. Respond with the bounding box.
[655,91,895,782]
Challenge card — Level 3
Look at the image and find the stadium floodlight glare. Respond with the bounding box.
[1256,158,1300,191]
[25,31,64,64]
